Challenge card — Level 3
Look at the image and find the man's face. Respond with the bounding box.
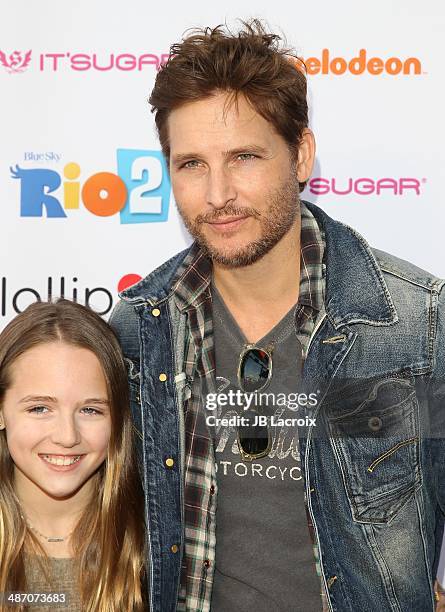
[168,91,314,267]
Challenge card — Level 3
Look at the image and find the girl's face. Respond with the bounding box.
[0,341,111,501]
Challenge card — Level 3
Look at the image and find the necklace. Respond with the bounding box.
[21,515,73,543]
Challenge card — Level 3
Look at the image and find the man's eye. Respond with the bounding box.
[81,407,103,416]
[28,406,49,414]
[182,160,200,169]
[237,153,257,161]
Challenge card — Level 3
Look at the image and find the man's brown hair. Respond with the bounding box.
[149,19,308,190]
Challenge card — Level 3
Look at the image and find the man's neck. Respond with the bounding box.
[212,216,301,343]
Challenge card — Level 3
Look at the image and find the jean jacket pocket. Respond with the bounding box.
[326,375,421,523]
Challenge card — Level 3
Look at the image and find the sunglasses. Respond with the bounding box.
[236,344,273,461]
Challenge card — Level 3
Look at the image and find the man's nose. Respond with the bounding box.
[50,413,81,447]
[206,167,237,209]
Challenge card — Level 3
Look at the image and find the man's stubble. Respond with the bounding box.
[176,171,301,268]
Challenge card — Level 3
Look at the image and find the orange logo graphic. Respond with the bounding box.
[299,49,422,76]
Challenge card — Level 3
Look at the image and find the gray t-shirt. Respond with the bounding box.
[209,286,321,611]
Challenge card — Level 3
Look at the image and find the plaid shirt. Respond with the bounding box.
[172,202,326,611]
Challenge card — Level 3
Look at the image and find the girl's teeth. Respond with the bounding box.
[43,455,81,466]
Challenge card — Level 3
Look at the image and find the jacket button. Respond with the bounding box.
[171,544,179,554]
[152,308,161,317]
[159,373,167,382]
[327,576,337,589]
[368,416,382,431]
[165,457,175,468]
[210,485,215,495]
[203,559,211,569]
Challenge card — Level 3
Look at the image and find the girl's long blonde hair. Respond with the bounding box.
[0,300,146,611]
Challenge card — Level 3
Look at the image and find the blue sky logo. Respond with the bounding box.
[11,148,171,224]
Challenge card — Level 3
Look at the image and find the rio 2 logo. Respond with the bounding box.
[10,149,171,224]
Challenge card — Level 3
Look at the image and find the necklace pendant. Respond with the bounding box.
[47,537,64,543]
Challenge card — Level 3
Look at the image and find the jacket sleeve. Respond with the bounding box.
[109,299,141,359]
[430,282,445,514]
[108,298,145,471]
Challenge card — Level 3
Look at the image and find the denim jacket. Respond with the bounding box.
[109,201,445,612]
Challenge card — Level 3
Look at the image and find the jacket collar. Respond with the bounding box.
[118,246,192,306]
[304,201,397,328]
[120,201,397,328]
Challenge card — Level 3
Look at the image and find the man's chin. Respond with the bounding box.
[198,240,272,268]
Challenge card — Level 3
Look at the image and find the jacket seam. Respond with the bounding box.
[380,266,444,292]
[165,301,186,607]
[364,525,402,611]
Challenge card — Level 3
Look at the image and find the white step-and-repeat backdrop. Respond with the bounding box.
[2,0,445,582]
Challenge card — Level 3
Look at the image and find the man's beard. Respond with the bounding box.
[176,174,301,268]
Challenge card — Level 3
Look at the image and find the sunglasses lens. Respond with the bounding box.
[238,409,270,458]
[239,348,271,392]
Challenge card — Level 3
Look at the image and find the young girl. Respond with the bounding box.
[0,300,146,611]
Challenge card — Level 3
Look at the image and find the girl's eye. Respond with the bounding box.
[28,406,49,414]
[81,407,102,416]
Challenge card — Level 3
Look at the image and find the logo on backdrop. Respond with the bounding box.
[0,50,32,73]
[0,273,142,318]
[300,49,423,76]
[0,50,168,73]
[0,48,423,76]
[11,149,171,224]
[306,177,426,196]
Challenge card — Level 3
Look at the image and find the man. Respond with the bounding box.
[110,20,445,612]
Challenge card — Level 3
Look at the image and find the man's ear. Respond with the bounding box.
[0,411,5,430]
[296,128,316,184]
